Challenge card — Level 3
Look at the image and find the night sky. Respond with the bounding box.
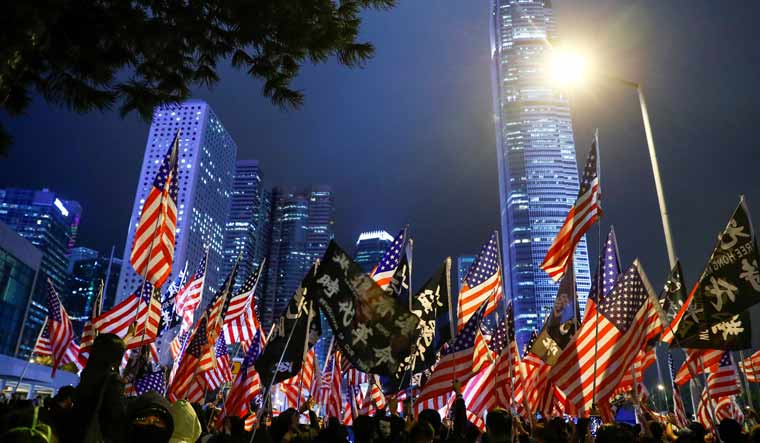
[2,1,759,292]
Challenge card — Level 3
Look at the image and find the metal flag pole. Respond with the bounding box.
[739,350,754,410]
[591,129,602,412]
[296,296,315,411]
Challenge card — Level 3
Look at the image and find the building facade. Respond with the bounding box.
[219,160,264,291]
[353,230,393,273]
[490,0,591,347]
[115,100,238,306]
[0,221,42,358]
[67,247,123,322]
[0,188,82,357]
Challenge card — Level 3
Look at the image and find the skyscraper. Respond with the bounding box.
[491,0,591,347]
[67,247,123,321]
[0,188,82,356]
[353,230,393,273]
[455,255,476,310]
[220,160,264,290]
[115,99,237,306]
[259,186,334,333]
[0,221,42,358]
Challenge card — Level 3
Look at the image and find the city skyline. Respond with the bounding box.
[1,1,759,315]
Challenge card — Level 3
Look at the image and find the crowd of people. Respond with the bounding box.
[2,334,760,443]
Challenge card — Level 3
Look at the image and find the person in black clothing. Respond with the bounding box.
[408,421,435,443]
[718,419,745,443]
[125,391,174,443]
[484,408,511,443]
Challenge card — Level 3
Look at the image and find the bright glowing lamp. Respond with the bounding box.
[657,384,665,391]
[549,49,587,87]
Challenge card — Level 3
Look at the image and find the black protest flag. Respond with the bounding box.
[381,258,453,393]
[254,265,321,388]
[529,260,579,366]
[387,240,412,307]
[312,241,420,376]
[674,196,759,349]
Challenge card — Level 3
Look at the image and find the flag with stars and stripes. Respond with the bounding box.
[77,280,104,368]
[415,303,491,413]
[175,250,208,331]
[91,281,153,339]
[223,262,265,346]
[124,281,162,350]
[550,260,662,413]
[168,317,209,401]
[587,226,622,315]
[457,232,503,330]
[33,317,81,373]
[219,331,263,424]
[130,130,180,288]
[706,352,741,399]
[43,279,75,376]
[204,336,233,390]
[541,134,602,282]
[739,350,760,382]
[135,370,167,396]
[370,227,407,290]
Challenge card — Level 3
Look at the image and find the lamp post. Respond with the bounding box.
[548,50,678,269]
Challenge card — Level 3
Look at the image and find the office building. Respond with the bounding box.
[115,100,237,306]
[0,221,42,358]
[67,247,122,322]
[220,160,264,290]
[0,188,82,356]
[353,230,393,273]
[490,0,592,347]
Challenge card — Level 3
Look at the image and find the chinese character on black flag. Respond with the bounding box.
[312,241,420,376]
[529,260,579,366]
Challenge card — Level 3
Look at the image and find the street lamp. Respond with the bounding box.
[548,49,678,269]
[657,384,665,391]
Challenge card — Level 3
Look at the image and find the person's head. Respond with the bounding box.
[687,422,707,443]
[704,433,716,443]
[718,419,743,443]
[418,409,442,437]
[354,415,375,443]
[51,386,74,409]
[486,408,512,443]
[596,423,635,443]
[168,400,201,443]
[649,421,664,442]
[0,406,55,443]
[409,421,435,443]
[126,392,174,443]
[376,415,392,439]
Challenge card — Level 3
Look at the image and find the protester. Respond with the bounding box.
[484,408,511,443]
[168,400,202,443]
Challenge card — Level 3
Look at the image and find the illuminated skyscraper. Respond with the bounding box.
[220,160,264,290]
[0,188,81,357]
[491,0,591,347]
[353,230,393,273]
[115,100,237,305]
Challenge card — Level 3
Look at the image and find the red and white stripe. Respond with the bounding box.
[660,283,697,344]
[342,401,353,425]
[92,295,140,338]
[125,290,162,349]
[244,413,257,432]
[696,388,743,430]
[739,350,760,382]
[326,352,343,418]
[540,141,601,282]
[415,330,491,413]
[517,352,551,414]
[706,356,741,399]
[550,293,661,413]
[129,136,179,288]
[457,274,502,331]
[223,298,261,346]
[204,354,233,391]
[613,347,656,397]
[175,255,206,331]
[463,362,496,416]
[673,387,689,428]
[674,349,724,386]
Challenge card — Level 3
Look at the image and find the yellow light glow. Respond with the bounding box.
[549,49,588,87]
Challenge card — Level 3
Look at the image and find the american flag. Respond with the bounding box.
[130,130,180,288]
[33,318,82,371]
[77,281,104,368]
[221,332,263,423]
[342,401,353,425]
[541,136,601,281]
[673,386,690,428]
[674,349,724,386]
[706,352,741,399]
[551,261,662,413]
[739,350,760,382]
[43,279,75,376]
[696,388,743,430]
[416,303,490,413]
[243,413,257,432]
[175,250,208,331]
[370,228,406,290]
[611,347,655,399]
[457,233,503,330]
[463,310,512,416]
[282,347,316,408]
[124,282,162,349]
[91,283,150,338]
[586,227,621,319]
[168,317,210,401]
[325,351,343,418]
[204,336,233,390]
[135,370,167,396]
[223,263,264,346]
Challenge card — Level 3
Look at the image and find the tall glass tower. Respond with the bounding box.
[353,230,393,273]
[115,99,237,305]
[491,0,591,348]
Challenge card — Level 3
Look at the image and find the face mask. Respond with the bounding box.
[128,425,172,443]
[378,421,392,438]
